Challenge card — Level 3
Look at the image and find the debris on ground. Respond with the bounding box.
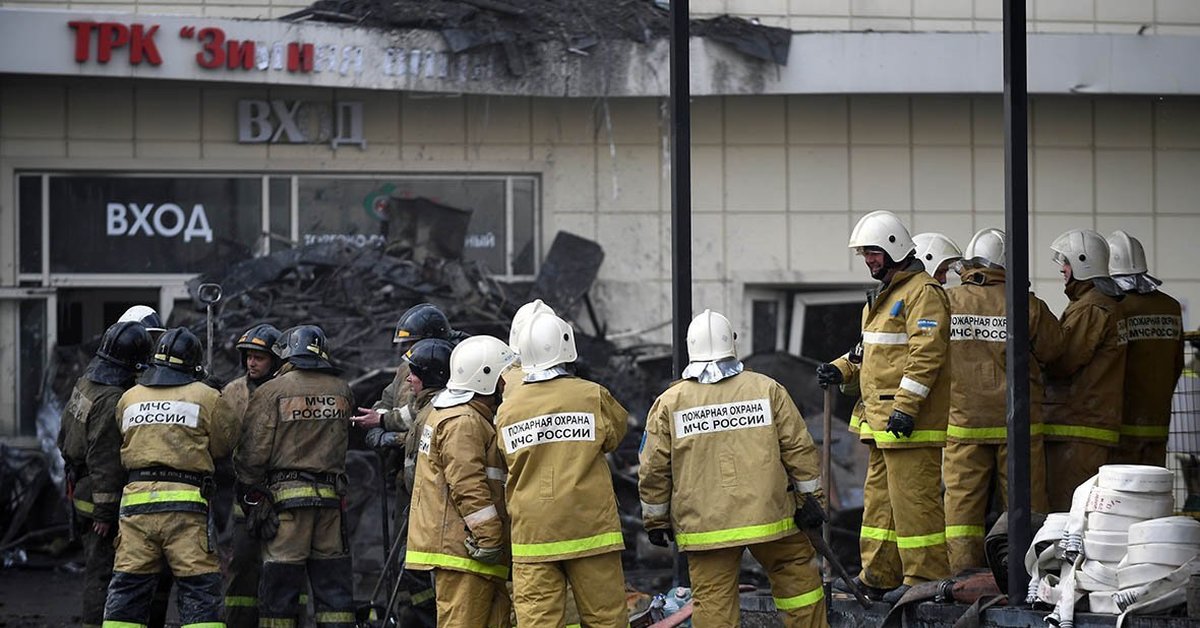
[284,0,793,73]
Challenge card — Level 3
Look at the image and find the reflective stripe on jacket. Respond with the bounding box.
[406,398,511,580]
[1118,290,1184,441]
[639,371,820,552]
[945,268,1065,443]
[833,264,952,448]
[1044,280,1127,446]
[115,381,239,514]
[495,376,628,563]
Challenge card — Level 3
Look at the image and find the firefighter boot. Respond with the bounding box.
[103,571,161,626]
[309,556,356,628]
[259,561,307,627]
[176,572,224,626]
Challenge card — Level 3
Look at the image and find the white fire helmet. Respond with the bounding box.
[1106,230,1149,276]
[848,211,916,262]
[686,309,737,363]
[517,312,578,372]
[118,305,166,332]
[509,299,556,353]
[446,335,516,395]
[964,228,1007,269]
[913,232,963,276]
[1050,229,1110,281]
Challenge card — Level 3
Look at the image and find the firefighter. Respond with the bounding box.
[641,310,827,627]
[219,323,282,628]
[816,210,952,602]
[102,328,239,628]
[913,232,963,286]
[1106,231,1184,467]
[117,305,167,338]
[1043,229,1127,511]
[355,338,455,625]
[942,228,1064,572]
[58,321,152,628]
[235,325,357,628]
[405,335,513,627]
[496,312,629,627]
[503,298,556,392]
[352,303,461,435]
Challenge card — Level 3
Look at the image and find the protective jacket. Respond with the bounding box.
[59,378,127,523]
[115,381,239,514]
[946,268,1065,443]
[221,375,267,423]
[375,364,414,432]
[494,375,628,563]
[1044,280,1127,446]
[1118,290,1184,441]
[401,387,439,494]
[639,371,821,552]
[832,262,952,448]
[235,365,354,507]
[406,398,510,581]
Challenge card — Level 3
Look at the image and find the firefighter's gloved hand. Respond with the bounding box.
[464,537,503,564]
[647,528,674,548]
[242,487,278,541]
[816,363,843,389]
[794,493,828,530]
[886,410,916,438]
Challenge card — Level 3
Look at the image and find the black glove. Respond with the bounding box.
[816,363,843,389]
[647,528,674,548]
[246,501,279,540]
[464,537,504,564]
[886,409,916,438]
[794,493,828,530]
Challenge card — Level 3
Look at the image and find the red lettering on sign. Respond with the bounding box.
[97,23,130,63]
[195,27,226,69]
[67,21,161,66]
[227,39,255,70]
[130,24,162,65]
[68,21,96,62]
[287,42,314,73]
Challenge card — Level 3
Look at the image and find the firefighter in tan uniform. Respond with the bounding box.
[58,322,152,628]
[1106,231,1185,467]
[817,211,952,602]
[354,338,455,625]
[942,229,1064,572]
[496,312,630,627]
[642,310,828,627]
[235,325,356,628]
[102,328,240,628]
[913,232,963,286]
[405,335,513,627]
[1043,229,1127,511]
[218,323,282,628]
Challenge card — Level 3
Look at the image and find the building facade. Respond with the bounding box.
[1,1,1199,438]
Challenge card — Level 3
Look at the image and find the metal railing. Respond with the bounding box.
[1168,331,1200,514]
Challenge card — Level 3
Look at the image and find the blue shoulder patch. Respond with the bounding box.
[890,300,904,317]
[917,319,938,329]
[639,431,647,454]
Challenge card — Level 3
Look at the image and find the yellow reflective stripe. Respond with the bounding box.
[947,425,1007,440]
[74,498,96,514]
[120,490,206,507]
[860,427,946,444]
[945,525,986,538]
[411,588,435,605]
[102,622,147,628]
[849,415,862,433]
[1031,423,1045,436]
[897,531,946,549]
[314,611,355,623]
[675,517,794,548]
[773,585,825,610]
[405,550,509,579]
[1041,424,1120,444]
[510,532,623,558]
[181,623,225,628]
[258,619,295,628]
[860,526,897,543]
[1120,424,1169,438]
[299,594,309,604]
[272,486,338,501]
[224,595,256,607]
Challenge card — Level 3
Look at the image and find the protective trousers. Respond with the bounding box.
[1045,441,1111,512]
[686,532,826,628]
[80,525,115,628]
[223,516,263,628]
[431,569,512,628]
[859,445,950,589]
[943,439,1048,573]
[511,551,626,627]
[260,507,355,628]
[103,512,223,628]
[1107,440,1167,467]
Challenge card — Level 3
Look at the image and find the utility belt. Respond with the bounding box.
[267,469,345,511]
[120,467,214,516]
